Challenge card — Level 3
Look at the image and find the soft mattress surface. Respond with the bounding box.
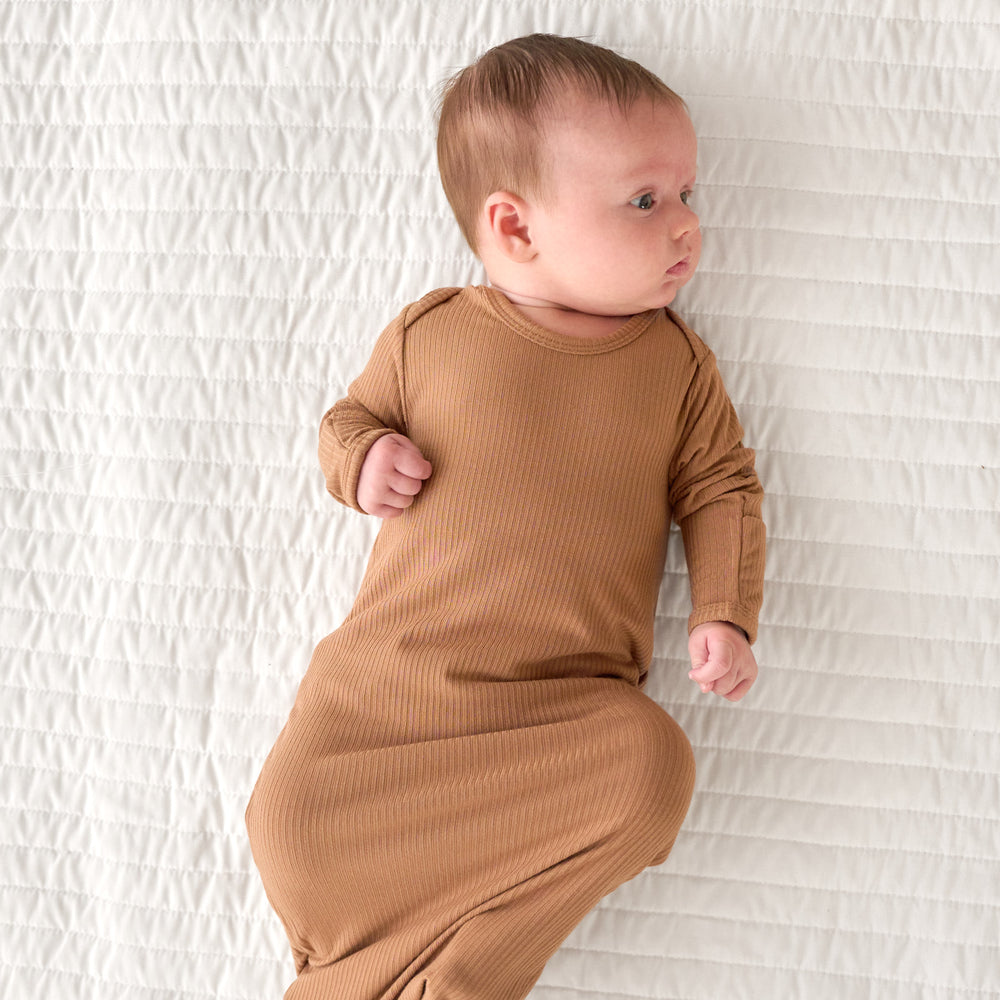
[2,2,998,998]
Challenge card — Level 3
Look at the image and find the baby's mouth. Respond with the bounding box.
[666,256,691,277]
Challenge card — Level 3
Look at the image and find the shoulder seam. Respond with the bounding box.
[401,286,463,328]
[663,306,710,364]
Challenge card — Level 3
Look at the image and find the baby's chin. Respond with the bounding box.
[651,270,699,309]
[582,283,686,316]
[505,280,686,319]
[619,273,698,314]
[632,285,681,313]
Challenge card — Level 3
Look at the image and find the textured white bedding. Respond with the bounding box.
[3,2,998,998]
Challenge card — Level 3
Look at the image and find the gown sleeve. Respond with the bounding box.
[318,311,408,513]
[667,349,766,643]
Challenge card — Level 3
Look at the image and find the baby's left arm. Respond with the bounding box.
[687,621,758,701]
[668,342,765,647]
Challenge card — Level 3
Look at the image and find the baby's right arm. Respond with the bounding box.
[356,433,432,519]
[320,292,454,516]
[318,312,411,513]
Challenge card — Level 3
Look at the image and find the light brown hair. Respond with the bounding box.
[436,34,684,252]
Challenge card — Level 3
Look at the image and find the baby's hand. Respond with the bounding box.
[687,621,758,702]
[357,433,432,518]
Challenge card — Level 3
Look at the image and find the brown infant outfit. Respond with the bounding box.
[246,285,765,1000]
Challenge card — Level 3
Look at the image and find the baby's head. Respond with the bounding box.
[437,34,701,318]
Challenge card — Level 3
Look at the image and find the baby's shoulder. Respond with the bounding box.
[661,306,712,366]
[400,287,464,329]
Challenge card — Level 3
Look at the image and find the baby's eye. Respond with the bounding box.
[681,189,694,205]
[629,193,655,210]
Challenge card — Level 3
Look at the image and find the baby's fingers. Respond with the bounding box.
[385,467,426,497]
[688,655,730,693]
[358,433,432,518]
[719,676,754,702]
[687,622,758,700]
[389,436,433,482]
[384,437,432,505]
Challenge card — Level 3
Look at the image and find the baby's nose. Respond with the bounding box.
[672,205,699,239]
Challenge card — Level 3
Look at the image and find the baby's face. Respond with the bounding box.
[526,93,701,317]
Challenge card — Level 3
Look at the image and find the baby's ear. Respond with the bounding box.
[481,192,536,262]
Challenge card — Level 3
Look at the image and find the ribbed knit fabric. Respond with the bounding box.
[246,286,765,1000]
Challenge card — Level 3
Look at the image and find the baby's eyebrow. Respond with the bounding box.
[623,156,696,183]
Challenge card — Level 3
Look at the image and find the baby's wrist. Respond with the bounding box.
[694,620,750,642]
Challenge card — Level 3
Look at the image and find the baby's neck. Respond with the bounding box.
[492,286,632,340]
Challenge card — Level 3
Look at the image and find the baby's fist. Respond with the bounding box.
[357,433,432,518]
[687,622,757,702]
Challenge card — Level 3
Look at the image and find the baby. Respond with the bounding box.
[247,33,765,1000]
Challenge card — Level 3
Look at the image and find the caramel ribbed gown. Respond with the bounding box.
[246,286,765,1000]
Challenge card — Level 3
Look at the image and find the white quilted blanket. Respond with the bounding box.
[3,2,998,998]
